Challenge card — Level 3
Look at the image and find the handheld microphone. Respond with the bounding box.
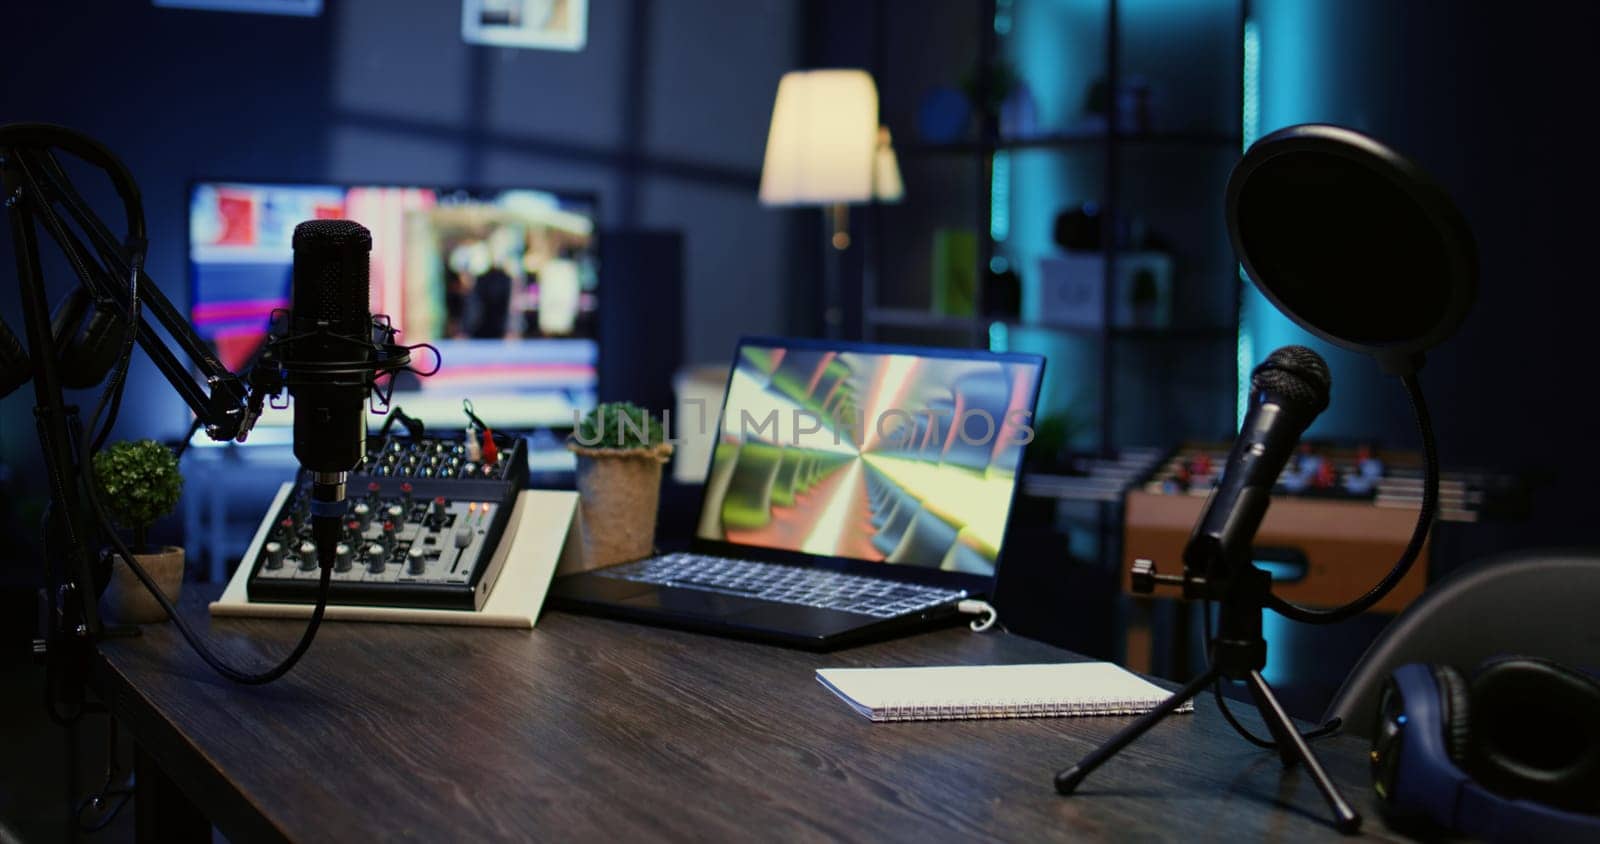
[288,220,375,565]
[1184,345,1331,574]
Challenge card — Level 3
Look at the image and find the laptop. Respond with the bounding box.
[548,337,1045,650]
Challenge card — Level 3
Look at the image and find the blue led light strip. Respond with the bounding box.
[1237,19,1261,426]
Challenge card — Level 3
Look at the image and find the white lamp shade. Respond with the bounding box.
[874,127,904,203]
[759,69,880,206]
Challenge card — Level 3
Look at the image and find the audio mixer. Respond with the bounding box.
[245,432,528,611]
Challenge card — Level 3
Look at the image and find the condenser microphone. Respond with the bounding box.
[1184,345,1331,572]
[288,219,375,563]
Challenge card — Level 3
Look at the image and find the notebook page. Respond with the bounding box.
[816,662,1175,715]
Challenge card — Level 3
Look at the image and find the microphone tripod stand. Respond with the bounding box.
[1054,554,1363,835]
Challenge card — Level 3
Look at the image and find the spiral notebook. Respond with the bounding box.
[815,662,1188,722]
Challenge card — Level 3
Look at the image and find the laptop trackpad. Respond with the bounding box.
[618,588,750,618]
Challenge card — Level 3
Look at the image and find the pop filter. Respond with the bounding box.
[1226,124,1477,375]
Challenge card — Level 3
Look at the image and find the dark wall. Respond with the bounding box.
[0,0,803,457]
[1249,0,1600,552]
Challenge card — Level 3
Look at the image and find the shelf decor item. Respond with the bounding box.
[931,228,978,316]
[461,0,588,52]
[567,402,673,570]
[92,439,186,623]
[1030,251,1172,330]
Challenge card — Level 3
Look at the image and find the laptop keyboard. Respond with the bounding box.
[597,553,968,619]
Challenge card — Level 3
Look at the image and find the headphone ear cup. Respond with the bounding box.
[0,317,32,398]
[1431,665,1473,766]
[49,287,125,389]
[1469,657,1600,814]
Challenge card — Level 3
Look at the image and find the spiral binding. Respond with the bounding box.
[873,695,1193,722]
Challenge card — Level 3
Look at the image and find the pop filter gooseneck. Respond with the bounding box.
[1226,124,1477,624]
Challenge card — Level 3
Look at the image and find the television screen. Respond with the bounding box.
[188,181,599,431]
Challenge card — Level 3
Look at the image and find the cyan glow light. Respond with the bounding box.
[990,150,1011,242]
[988,320,1010,353]
[1242,19,1261,150]
[1237,19,1261,427]
[1236,329,1254,424]
[995,0,1014,35]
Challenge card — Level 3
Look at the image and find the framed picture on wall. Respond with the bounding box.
[152,0,321,15]
[462,0,588,52]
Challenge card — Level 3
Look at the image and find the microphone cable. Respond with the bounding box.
[80,399,334,684]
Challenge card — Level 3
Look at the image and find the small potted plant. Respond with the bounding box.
[567,402,673,570]
[92,439,185,623]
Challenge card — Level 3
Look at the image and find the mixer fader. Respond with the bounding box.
[246,432,528,611]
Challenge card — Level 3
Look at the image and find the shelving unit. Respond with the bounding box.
[862,0,1250,458]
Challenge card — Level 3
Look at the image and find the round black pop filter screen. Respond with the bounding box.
[1227,125,1477,373]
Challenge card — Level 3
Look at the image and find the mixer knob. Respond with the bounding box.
[400,481,415,508]
[366,481,382,501]
[385,503,405,523]
[353,502,374,532]
[454,525,474,549]
[366,543,387,574]
[263,540,286,570]
[381,520,398,551]
[426,497,448,529]
[406,546,428,576]
[334,542,353,573]
[298,541,318,571]
[274,517,295,541]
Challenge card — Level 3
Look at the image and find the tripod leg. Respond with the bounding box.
[1245,671,1362,834]
[1243,677,1301,768]
[1056,665,1220,795]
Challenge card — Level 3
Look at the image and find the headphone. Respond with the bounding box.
[1372,657,1600,842]
[0,279,131,399]
[1,122,145,400]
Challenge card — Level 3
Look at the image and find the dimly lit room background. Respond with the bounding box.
[4,0,1597,838]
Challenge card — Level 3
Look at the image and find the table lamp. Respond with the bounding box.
[759,69,902,334]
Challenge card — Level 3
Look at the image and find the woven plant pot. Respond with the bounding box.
[102,546,184,624]
[568,442,673,571]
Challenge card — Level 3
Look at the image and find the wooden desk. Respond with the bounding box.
[94,591,1402,841]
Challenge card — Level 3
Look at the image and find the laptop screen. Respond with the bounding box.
[694,339,1044,579]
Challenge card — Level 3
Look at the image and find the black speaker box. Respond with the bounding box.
[597,230,684,415]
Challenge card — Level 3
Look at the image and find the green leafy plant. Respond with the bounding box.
[92,439,183,553]
[572,402,666,450]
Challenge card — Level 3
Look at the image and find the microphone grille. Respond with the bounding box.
[1250,345,1332,415]
[292,220,371,332]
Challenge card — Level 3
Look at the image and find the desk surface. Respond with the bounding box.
[95,593,1400,842]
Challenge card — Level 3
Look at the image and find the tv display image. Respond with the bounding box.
[695,342,1041,577]
[188,181,599,431]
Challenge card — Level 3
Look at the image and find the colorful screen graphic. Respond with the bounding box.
[189,182,599,429]
[696,343,1041,577]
